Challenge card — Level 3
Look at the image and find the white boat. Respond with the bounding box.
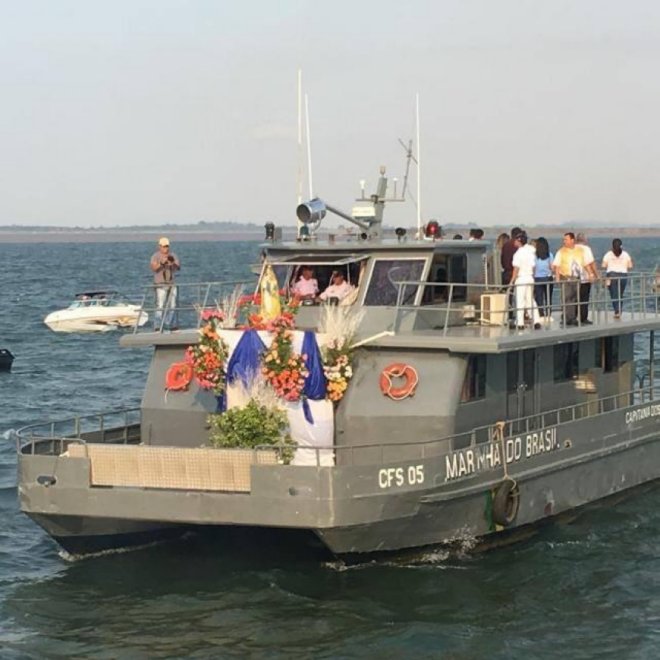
[44,290,148,333]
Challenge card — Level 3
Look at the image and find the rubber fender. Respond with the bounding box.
[492,479,520,527]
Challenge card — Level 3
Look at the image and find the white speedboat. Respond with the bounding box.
[44,290,148,333]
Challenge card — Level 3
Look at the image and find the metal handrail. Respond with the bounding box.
[14,387,658,468]
[392,271,660,334]
[134,278,258,333]
[265,384,657,466]
[15,407,141,455]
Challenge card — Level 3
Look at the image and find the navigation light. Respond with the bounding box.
[424,221,442,240]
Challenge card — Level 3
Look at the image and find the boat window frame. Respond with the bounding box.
[554,342,580,382]
[601,336,620,373]
[265,254,366,267]
[422,252,469,305]
[361,255,431,307]
[461,354,488,403]
[263,255,369,298]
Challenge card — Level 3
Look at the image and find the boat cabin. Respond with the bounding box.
[117,223,657,469]
[264,237,490,335]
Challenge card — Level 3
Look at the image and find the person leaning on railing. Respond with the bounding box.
[552,231,593,327]
[150,237,181,330]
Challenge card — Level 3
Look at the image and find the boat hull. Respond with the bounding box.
[28,513,185,556]
[44,306,148,333]
[23,475,660,558]
[17,407,660,557]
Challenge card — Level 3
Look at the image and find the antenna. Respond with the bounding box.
[396,137,416,201]
[416,92,422,239]
[304,93,313,199]
[296,69,303,238]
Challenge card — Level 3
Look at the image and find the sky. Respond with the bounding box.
[1,0,659,228]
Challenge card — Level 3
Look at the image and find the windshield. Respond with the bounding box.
[364,258,427,306]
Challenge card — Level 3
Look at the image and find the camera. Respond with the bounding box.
[167,255,175,263]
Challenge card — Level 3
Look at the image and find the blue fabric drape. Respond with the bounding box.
[217,330,266,413]
[301,331,327,424]
[227,329,266,388]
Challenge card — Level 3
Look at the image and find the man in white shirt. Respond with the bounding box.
[510,232,541,329]
[319,271,355,303]
[292,266,319,299]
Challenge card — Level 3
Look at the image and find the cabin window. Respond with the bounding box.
[271,264,289,289]
[507,350,535,392]
[423,254,467,304]
[554,343,579,382]
[364,259,426,306]
[601,337,619,373]
[271,258,367,303]
[461,355,487,402]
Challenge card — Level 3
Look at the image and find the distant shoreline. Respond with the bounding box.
[1,226,660,243]
[0,230,265,244]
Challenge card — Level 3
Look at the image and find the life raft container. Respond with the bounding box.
[165,361,193,391]
[492,478,520,527]
[379,363,419,400]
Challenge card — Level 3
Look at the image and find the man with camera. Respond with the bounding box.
[150,237,181,330]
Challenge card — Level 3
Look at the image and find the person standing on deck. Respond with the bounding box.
[576,233,598,324]
[510,231,541,330]
[501,227,523,325]
[150,237,181,330]
[602,238,633,319]
[533,237,554,322]
[552,232,590,326]
[501,227,522,286]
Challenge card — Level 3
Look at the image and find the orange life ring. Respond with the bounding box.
[379,363,419,400]
[165,361,193,391]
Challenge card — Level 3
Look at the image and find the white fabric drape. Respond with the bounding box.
[217,329,335,466]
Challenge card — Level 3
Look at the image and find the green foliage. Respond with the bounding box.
[208,400,294,461]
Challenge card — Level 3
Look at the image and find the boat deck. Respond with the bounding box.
[119,272,660,354]
[378,310,660,353]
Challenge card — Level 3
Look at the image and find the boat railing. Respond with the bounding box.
[14,408,141,456]
[12,387,657,468]
[391,271,660,334]
[133,278,258,333]
[258,384,659,467]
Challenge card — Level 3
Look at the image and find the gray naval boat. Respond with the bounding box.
[15,171,660,557]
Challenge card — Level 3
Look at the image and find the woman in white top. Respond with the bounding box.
[602,238,633,319]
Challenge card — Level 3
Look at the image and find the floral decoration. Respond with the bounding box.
[240,296,299,331]
[262,313,308,401]
[318,306,363,404]
[200,309,224,323]
[322,339,354,402]
[185,314,229,395]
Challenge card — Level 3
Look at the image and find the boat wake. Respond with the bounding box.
[324,528,479,571]
[58,538,173,563]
